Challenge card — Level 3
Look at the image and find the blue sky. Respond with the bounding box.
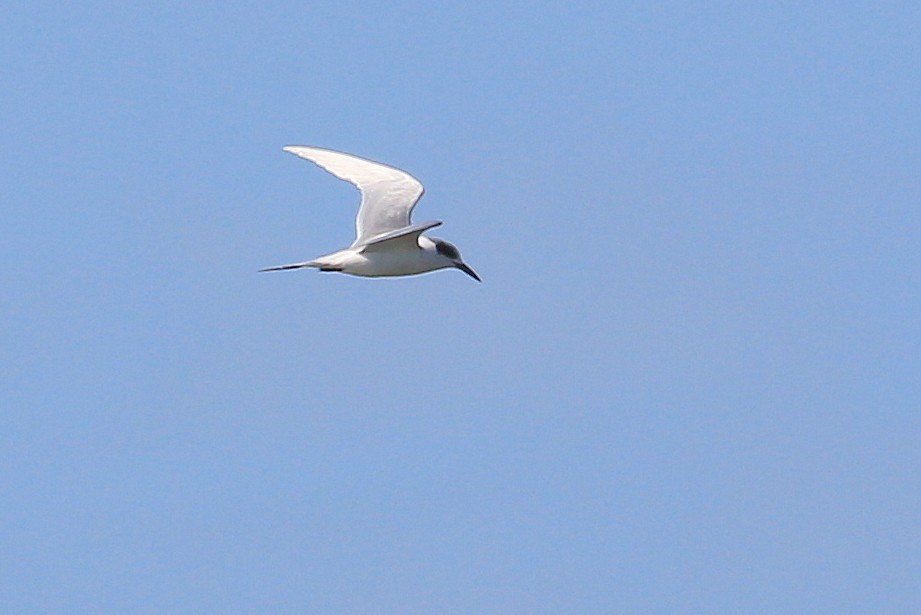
[3,2,920,613]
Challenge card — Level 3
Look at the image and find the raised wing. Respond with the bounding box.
[283,146,425,247]
[359,220,442,252]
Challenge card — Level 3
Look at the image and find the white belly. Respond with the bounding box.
[319,248,448,278]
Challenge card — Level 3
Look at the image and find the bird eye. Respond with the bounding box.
[436,241,460,260]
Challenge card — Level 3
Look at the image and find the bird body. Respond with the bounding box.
[261,146,479,281]
[306,236,449,277]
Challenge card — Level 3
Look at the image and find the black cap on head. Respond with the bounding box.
[434,238,480,281]
[434,239,460,260]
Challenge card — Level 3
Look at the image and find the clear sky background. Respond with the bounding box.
[3,2,919,613]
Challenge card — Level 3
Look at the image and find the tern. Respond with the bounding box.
[261,146,480,282]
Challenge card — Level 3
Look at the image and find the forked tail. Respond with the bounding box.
[258,260,319,272]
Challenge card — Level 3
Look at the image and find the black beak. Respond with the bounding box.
[455,261,481,282]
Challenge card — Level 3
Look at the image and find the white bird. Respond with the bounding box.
[261,146,480,282]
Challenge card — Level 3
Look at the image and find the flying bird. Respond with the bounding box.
[261,146,480,282]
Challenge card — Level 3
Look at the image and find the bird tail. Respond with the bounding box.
[258,260,320,273]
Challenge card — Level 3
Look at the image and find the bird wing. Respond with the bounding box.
[283,146,425,247]
[359,220,442,253]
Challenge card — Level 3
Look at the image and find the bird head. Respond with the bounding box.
[433,239,480,282]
